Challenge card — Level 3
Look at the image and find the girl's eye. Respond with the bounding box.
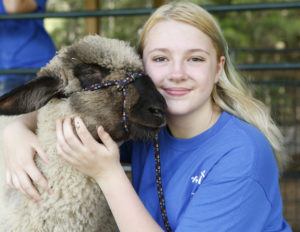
[189,57,205,62]
[153,57,167,62]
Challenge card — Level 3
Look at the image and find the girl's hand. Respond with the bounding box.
[56,116,122,182]
[3,119,51,202]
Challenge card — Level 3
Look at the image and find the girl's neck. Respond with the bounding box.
[166,102,221,139]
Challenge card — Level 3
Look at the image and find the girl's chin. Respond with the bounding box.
[166,106,190,117]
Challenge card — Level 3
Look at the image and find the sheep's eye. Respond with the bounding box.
[73,63,110,88]
[81,69,94,76]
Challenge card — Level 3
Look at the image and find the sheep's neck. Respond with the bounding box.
[36,99,74,160]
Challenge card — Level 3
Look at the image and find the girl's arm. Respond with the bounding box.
[3,111,51,202]
[56,116,163,232]
[3,0,38,13]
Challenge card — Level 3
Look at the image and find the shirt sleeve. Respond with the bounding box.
[33,0,47,11]
[0,0,7,14]
[0,0,46,14]
[176,177,271,232]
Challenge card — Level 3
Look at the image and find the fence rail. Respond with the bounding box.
[0,2,300,20]
[1,63,300,75]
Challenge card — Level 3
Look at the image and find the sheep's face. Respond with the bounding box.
[0,35,167,142]
[66,69,167,142]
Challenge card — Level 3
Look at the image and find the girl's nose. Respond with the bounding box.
[169,61,187,81]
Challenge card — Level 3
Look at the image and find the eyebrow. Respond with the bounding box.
[146,48,168,54]
[147,48,210,55]
[188,48,210,55]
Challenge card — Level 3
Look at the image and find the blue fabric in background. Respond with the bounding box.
[0,0,56,95]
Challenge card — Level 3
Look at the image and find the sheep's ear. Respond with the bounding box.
[0,76,64,115]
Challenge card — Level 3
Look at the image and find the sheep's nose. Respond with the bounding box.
[148,106,165,120]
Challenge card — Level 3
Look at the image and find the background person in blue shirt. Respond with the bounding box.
[3,2,292,231]
[0,0,55,96]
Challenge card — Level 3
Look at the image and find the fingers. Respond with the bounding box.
[57,116,101,156]
[7,170,43,202]
[15,172,43,202]
[34,143,49,164]
[97,126,118,153]
[6,171,14,189]
[56,139,77,165]
[3,114,51,203]
[74,117,97,146]
[56,118,86,166]
[56,119,77,157]
[56,116,121,181]
[6,162,51,202]
[73,116,116,152]
[56,118,83,153]
[26,163,52,195]
[6,152,51,202]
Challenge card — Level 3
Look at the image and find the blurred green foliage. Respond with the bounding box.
[44,0,299,64]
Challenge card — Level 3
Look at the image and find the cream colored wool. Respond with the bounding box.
[0,103,116,232]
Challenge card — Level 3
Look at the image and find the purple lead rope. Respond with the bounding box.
[154,137,172,232]
[83,73,172,231]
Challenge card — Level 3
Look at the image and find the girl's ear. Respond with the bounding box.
[215,55,226,83]
[0,76,64,115]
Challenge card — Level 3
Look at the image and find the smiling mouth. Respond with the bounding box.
[163,87,191,97]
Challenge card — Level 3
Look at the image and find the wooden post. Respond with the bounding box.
[152,0,164,8]
[85,0,100,35]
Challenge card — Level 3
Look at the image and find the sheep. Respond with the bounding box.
[0,35,167,232]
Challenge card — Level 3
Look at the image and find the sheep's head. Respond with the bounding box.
[0,35,167,142]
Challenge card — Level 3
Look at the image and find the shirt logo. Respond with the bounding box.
[191,170,206,185]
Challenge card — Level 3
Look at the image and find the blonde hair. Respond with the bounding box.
[138,1,288,173]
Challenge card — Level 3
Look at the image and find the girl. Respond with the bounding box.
[3,2,292,231]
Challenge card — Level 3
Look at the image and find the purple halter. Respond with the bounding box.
[83,72,142,132]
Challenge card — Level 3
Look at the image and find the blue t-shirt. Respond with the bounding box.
[0,0,56,69]
[121,111,292,231]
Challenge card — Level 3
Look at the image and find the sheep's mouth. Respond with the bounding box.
[128,119,166,141]
[128,116,166,129]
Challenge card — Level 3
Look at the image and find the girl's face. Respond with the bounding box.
[143,20,225,119]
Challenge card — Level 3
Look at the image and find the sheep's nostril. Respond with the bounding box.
[149,106,165,119]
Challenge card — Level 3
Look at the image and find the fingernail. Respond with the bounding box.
[74,117,80,129]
